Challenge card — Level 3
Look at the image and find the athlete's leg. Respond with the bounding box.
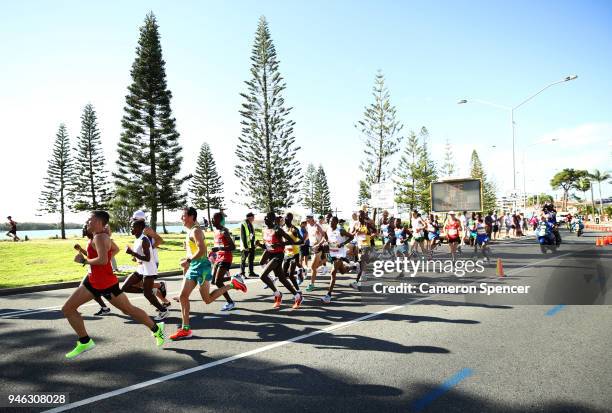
[260,259,279,292]
[214,264,233,304]
[108,293,155,329]
[310,252,322,285]
[121,272,144,294]
[276,261,297,295]
[142,276,164,311]
[178,278,197,327]
[199,280,234,304]
[62,285,95,338]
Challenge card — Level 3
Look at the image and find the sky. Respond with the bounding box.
[1,0,611,224]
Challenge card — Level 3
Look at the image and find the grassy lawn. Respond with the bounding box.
[0,229,263,288]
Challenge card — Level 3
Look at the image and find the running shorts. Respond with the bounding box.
[185,259,213,285]
[83,276,122,300]
[284,253,300,263]
[476,234,489,245]
[394,244,408,255]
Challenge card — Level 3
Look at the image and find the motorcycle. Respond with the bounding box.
[536,222,560,253]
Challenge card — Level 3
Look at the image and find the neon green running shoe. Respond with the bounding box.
[65,339,95,359]
[152,322,165,347]
[305,284,315,292]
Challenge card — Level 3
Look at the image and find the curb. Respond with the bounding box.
[0,270,183,297]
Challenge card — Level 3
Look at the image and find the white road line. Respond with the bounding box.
[42,245,585,413]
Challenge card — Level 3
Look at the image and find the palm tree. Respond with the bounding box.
[574,177,591,211]
[589,169,611,215]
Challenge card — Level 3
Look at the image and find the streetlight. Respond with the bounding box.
[458,74,578,195]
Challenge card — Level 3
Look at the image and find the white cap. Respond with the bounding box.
[132,210,146,221]
[448,210,456,215]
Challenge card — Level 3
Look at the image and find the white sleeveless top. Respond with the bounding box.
[134,233,157,276]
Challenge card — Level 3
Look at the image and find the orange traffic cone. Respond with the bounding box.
[596,237,602,246]
[496,258,505,277]
[604,237,610,246]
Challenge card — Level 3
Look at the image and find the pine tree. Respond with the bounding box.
[71,104,111,211]
[357,179,370,208]
[39,124,74,239]
[470,150,497,212]
[395,130,421,211]
[413,127,438,212]
[356,70,403,221]
[235,16,301,213]
[313,165,332,216]
[114,12,188,230]
[302,163,317,213]
[441,139,456,177]
[190,142,224,228]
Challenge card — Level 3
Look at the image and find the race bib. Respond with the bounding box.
[448,228,458,237]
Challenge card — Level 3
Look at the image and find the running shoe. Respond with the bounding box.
[169,327,192,341]
[65,339,95,359]
[350,281,361,290]
[159,281,167,298]
[152,322,165,346]
[292,293,303,309]
[273,293,283,309]
[221,302,236,311]
[321,294,332,304]
[94,307,110,316]
[249,272,260,278]
[231,274,248,292]
[154,309,169,321]
[319,266,328,275]
[305,284,315,292]
[162,301,172,308]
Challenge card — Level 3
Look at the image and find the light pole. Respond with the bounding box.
[458,74,578,198]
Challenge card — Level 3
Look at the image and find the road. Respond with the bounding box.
[0,229,611,413]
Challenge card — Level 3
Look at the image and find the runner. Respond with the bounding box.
[121,220,168,320]
[282,213,304,290]
[379,211,394,258]
[5,216,20,241]
[484,211,493,241]
[130,211,170,307]
[239,212,258,278]
[393,218,410,259]
[73,222,115,316]
[318,215,330,276]
[458,210,468,252]
[298,220,310,279]
[426,214,441,258]
[169,207,247,340]
[410,210,427,258]
[350,210,374,289]
[304,213,327,292]
[211,212,237,311]
[323,216,354,303]
[62,210,165,358]
[442,211,462,261]
[467,212,477,246]
[492,211,500,240]
[474,213,491,263]
[256,212,303,309]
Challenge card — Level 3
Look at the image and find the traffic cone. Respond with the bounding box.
[604,237,610,246]
[596,237,602,246]
[496,258,505,277]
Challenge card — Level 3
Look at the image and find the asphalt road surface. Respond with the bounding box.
[1,229,611,413]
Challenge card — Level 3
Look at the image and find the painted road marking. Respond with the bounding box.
[545,304,566,316]
[411,368,474,412]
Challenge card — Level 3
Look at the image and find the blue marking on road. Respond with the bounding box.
[411,368,474,412]
[545,304,566,316]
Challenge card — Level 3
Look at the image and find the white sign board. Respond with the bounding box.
[369,182,395,209]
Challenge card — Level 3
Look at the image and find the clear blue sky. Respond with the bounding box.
[1,0,610,222]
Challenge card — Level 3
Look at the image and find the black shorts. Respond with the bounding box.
[299,245,310,258]
[493,225,499,232]
[214,261,232,271]
[83,276,122,301]
[8,229,16,235]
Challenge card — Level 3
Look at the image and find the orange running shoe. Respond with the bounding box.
[169,328,192,340]
[273,293,283,309]
[231,275,248,293]
[292,293,303,309]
